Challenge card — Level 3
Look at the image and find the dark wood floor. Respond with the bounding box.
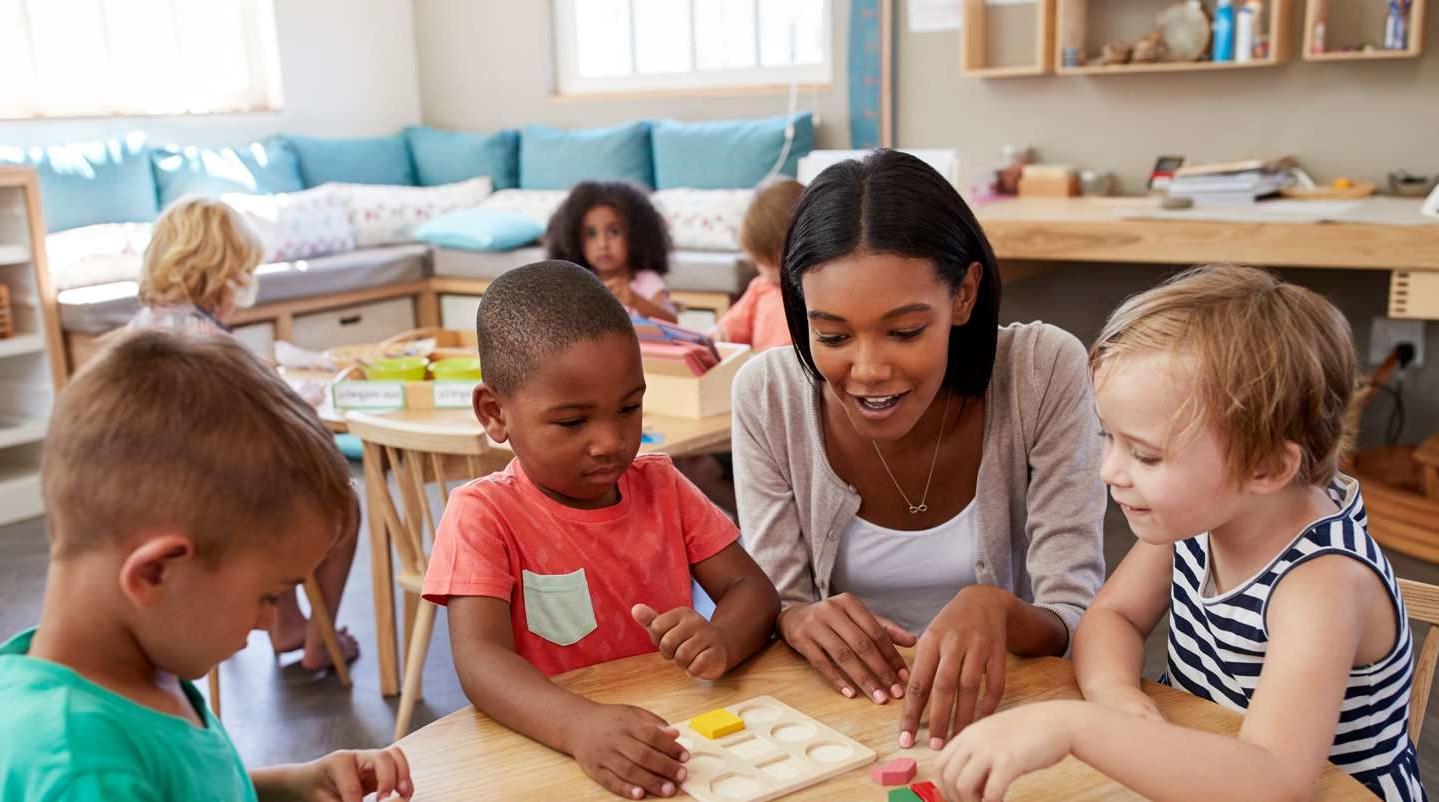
[3,476,1436,797]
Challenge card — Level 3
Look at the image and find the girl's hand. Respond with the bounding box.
[898,585,1011,749]
[632,604,731,680]
[776,594,916,705]
[286,746,413,801]
[604,275,636,307]
[571,703,689,799]
[936,701,1076,802]
[1082,681,1167,723]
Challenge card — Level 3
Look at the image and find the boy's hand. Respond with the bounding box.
[936,701,1075,802]
[273,746,413,801]
[632,604,730,680]
[572,703,690,799]
[1082,682,1167,723]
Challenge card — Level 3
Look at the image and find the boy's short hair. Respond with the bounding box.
[739,179,805,268]
[42,330,356,561]
[1090,264,1357,486]
[475,260,637,395]
[139,196,265,311]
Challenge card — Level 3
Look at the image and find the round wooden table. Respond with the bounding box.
[396,642,1372,801]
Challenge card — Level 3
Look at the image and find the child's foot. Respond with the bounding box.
[268,604,310,656]
[300,627,361,671]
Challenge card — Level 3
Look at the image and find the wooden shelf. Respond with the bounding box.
[961,0,1056,78]
[0,417,47,450]
[1055,0,1293,75]
[0,462,42,527]
[0,244,28,266]
[1303,0,1426,60]
[0,333,44,359]
[1058,56,1283,74]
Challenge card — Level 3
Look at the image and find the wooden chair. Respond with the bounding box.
[205,576,353,718]
[347,411,501,740]
[1399,578,1439,743]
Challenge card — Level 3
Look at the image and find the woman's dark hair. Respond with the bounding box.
[781,149,1003,398]
[544,180,671,276]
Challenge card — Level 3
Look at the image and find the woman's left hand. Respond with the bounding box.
[898,584,1012,750]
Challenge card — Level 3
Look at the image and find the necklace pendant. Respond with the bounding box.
[909,503,927,514]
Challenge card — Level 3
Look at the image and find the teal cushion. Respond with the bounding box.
[651,113,814,189]
[0,134,159,232]
[151,137,304,207]
[414,208,543,251]
[519,122,653,190]
[334,434,363,461]
[284,133,415,187]
[405,126,519,190]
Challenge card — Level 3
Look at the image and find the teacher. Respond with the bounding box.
[732,149,1105,751]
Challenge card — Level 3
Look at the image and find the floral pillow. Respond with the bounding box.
[45,222,153,291]
[476,189,570,229]
[224,186,355,262]
[650,188,753,252]
[337,177,493,247]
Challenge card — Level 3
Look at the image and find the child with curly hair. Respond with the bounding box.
[545,181,678,323]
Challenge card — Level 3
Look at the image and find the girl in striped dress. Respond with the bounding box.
[933,265,1426,802]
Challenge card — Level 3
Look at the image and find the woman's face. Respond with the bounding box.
[800,252,980,442]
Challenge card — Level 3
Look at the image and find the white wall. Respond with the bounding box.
[0,0,422,147]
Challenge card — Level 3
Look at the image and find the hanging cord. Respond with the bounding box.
[762,18,804,182]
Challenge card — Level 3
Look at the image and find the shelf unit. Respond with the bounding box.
[1303,0,1427,60]
[0,167,63,527]
[961,0,1057,77]
[1054,0,1293,76]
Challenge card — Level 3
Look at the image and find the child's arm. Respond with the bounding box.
[1071,539,1173,720]
[631,542,781,678]
[937,554,1390,802]
[250,746,411,801]
[447,595,689,800]
[630,290,679,323]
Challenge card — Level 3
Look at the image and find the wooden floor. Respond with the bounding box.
[3,477,1438,797]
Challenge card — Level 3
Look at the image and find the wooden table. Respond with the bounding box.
[397,643,1371,801]
[356,405,733,696]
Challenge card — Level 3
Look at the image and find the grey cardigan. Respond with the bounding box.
[731,322,1106,649]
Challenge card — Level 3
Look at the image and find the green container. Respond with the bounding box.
[364,356,428,381]
[431,357,482,382]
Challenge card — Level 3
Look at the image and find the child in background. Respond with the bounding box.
[546,181,679,322]
[713,179,804,351]
[934,265,1425,802]
[0,331,411,802]
[422,260,779,800]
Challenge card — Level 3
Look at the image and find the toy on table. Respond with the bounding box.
[871,756,917,785]
[888,788,923,802]
[690,708,745,740]
[670,696,876,802]
[910,780,945,802]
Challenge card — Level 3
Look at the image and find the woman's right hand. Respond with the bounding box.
[777,594,917,704]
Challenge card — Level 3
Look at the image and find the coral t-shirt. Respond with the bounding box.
[715,276,790,351]
[422,454,738,675]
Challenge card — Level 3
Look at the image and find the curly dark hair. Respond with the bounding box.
[544,181,671,276]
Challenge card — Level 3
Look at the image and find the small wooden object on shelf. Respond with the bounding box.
[1304,0,1427,60]
[1056,0,1293,74]
[0,283,11,340]
[961,0,1056,78]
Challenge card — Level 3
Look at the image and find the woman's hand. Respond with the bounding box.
[898,584,1013,749]
[776,593,916,704]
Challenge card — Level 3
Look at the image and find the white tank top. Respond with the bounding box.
[829,499,979,636]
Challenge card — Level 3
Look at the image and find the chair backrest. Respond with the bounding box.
[348,412,501,581]
[1399,578,1439,743]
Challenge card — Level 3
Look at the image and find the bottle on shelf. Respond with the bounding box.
[1385,0,1410,50]
[1212,0,1236,61]
[1235,0,1258,62]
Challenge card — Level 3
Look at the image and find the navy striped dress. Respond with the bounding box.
[1164,475,1427,801]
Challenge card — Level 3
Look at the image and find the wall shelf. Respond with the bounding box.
[0,333,45,359]
[962,0,1056,78]
[0,244,27,266]
[1054,0,1293,76]
[1303,0,1426,60]
[0,417,47,451]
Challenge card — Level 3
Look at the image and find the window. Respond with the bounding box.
[0,0,283,120]
[554,0,832,95]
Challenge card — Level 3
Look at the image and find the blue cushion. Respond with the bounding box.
[0,134,159,232]
[405,126,519,190]
[151,137,304,207]
[651,113,814,189]
[283,133,415,187]
[519,121,653,190]
[414,208,543,252]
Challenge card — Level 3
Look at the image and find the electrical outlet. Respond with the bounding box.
[1368,318,1426,368]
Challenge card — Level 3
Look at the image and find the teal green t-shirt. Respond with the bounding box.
[0,628,257,802]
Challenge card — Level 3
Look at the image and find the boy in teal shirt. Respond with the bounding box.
[0,331,412,801]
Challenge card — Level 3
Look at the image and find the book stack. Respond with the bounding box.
[631,314,721,377]
[1168,157,1297,204]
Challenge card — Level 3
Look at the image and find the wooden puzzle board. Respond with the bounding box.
[671,695,876,802]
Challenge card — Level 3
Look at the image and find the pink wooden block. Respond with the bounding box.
[871,757,917,785]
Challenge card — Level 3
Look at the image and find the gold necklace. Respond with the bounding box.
[871,393,953,515]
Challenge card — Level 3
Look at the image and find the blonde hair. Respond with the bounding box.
[139,196,265,311]
[739,179,805,268]
[42,330,357,562]
[1090,264,1357,487]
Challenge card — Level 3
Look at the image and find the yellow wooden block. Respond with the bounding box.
[689,708,744,740]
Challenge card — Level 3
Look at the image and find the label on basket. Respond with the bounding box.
[332,381,406,410]
[432,381,481,408]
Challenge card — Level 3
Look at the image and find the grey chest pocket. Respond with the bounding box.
[521,568,599,646]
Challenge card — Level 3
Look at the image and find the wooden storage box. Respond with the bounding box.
[0,283,11,339]
[642,343,752,420]
[329,364,480,413]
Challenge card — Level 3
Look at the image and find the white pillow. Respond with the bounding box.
[224,186,355,263]
[45,222,153,291]
[650,188,753,252]
[476,189,570,229]
[336,177,493,247]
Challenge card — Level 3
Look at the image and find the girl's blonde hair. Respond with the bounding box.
[139,196,265,311]
[1090,264,1357,487]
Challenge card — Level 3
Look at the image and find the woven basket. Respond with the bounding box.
[0,283,12,340]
